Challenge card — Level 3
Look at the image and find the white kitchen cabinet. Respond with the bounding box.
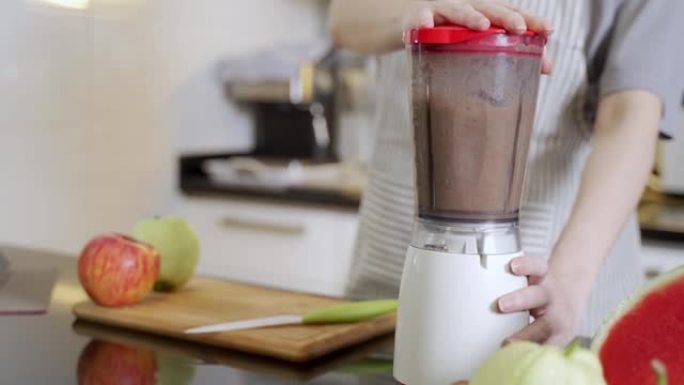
[179,196,359,297]
[641,239,684,278]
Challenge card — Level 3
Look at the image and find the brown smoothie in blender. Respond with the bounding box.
[412,47,542,222]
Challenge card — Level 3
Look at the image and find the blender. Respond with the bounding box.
[393,26,546,384]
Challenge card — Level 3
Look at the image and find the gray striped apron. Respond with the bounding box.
[345,0,645,337]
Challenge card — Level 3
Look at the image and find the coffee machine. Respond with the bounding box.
[223,45,338,161]
[223,45,374,163]
[393,27,546,384]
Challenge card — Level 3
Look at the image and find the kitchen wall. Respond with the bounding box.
[154,0,327,155]
[0,0,328,254]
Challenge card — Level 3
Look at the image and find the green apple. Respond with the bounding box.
[132,217,200,291]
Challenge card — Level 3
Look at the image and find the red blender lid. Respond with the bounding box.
[406,26,546,45]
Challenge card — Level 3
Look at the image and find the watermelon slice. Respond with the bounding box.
[591,266,684,385]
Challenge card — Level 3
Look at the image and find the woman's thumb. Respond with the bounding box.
[503,318,553,345]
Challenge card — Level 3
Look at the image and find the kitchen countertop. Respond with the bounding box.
[0,246,395,384]
[639,190,684,241]
[179,153,363,210]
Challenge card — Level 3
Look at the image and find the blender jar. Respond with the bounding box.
[408,27,546,223]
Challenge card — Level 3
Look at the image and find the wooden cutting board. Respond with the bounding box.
[72,277,396,363]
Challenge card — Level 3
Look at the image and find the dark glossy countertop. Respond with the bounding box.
[179,153,362,210]
[0,246,396,385]
[639,192,684,241]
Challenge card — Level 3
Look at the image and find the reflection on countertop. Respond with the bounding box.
[0,246,397,385]
[73,320,395,384]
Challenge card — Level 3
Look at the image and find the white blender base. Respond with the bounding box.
[394,246,529,385]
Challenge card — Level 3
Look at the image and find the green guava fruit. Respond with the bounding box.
[132,217,200,291]
[470,341,606,385]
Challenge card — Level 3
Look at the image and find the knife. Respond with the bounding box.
[184,299,398,334]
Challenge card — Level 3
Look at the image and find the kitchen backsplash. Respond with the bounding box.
[158,0,328,154]
[0,0,330,253]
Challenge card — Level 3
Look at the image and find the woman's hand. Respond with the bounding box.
[497,256,582,346]
[403,0,554,73]
[330,0,553,64]
[403,0,552,33]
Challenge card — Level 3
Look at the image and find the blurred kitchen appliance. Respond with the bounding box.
[222,44,374,162]
[659,107,684,194]
[394,27,547,384]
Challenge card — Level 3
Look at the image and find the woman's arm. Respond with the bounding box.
[546,90,660,340]
[328,0,552,55]
[501,90,662,344]
[328,0,411,54]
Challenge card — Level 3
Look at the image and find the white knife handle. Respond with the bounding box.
[185,314,303,334]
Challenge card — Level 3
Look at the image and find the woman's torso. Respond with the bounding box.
[346,0,644,337]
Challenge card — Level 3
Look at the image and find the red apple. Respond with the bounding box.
[78,233,160,307]
[77,340,158,385]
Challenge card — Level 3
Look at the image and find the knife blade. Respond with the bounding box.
[184,299,398,335]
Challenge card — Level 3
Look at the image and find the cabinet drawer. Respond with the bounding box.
[179,197,359,296]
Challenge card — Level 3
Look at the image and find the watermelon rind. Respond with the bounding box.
[591,265,684,352]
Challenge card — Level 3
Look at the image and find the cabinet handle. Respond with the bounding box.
[218,216,305,236]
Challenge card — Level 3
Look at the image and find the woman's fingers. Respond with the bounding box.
[402,0,555,74]
[498,285,550,313]
[403,1,490,30]
[518,10,553,35]
[403,2,438,29]
[475,2,554,36]
[531,307,547,318]
[489,1,553,34]
[509,256,548,278]
[504,318,553,345]
[477,2,526,33]
[434,2,491,30]
[403,0,555,39]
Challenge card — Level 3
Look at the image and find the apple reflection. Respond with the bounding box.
[77,340,158,385]
[77,339,196,385]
